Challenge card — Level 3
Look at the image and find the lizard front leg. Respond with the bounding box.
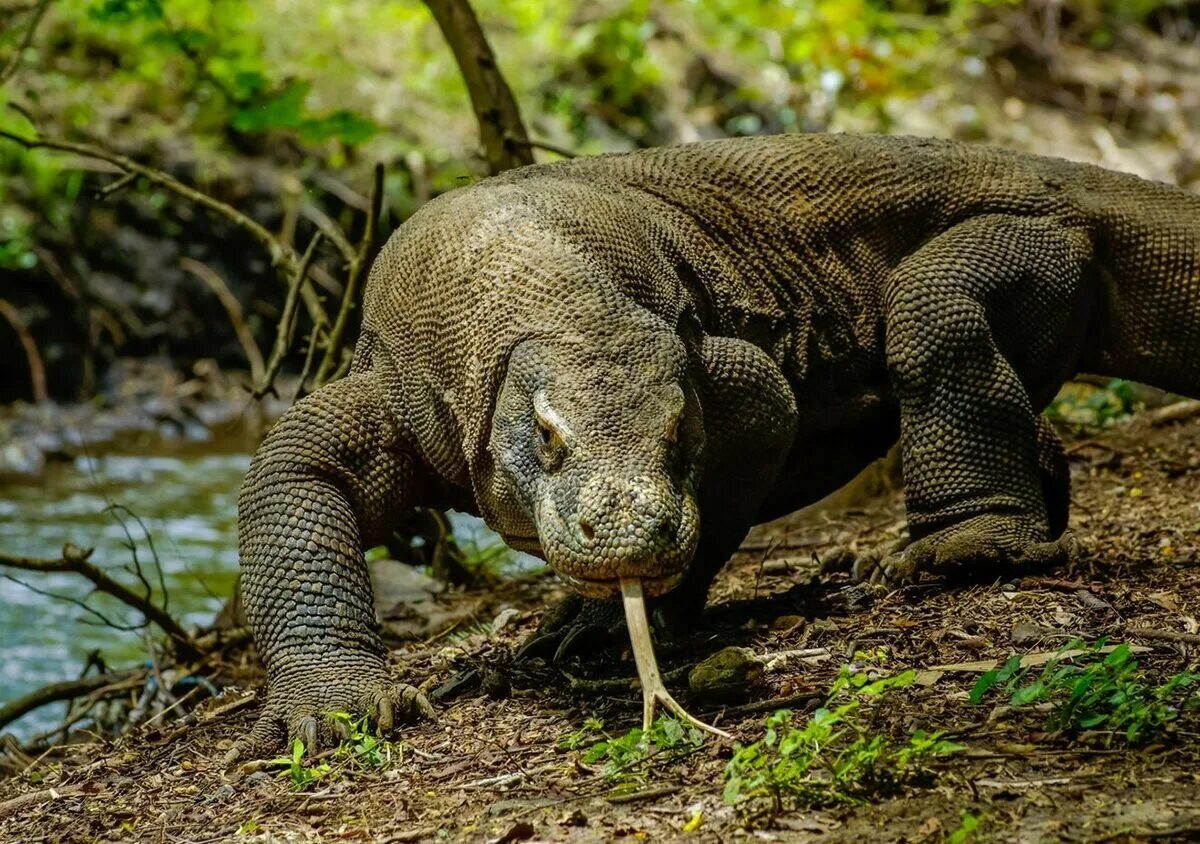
[228,373,434,763]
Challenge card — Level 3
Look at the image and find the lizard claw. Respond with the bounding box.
[516,594,626,662]
[223,672,434,768]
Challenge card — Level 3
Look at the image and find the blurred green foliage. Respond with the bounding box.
[0,0,1192,281]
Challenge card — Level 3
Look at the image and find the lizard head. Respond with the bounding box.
[485,331,703,598]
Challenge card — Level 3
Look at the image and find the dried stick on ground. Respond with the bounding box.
[423,0,534,175]
[0,544,198,658]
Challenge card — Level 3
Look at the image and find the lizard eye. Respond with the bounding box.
[533,390,568,471]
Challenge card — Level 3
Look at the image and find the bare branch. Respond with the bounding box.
[0,0,51,86]
[301,202,357,265]
[0,670,142,732]
[505,134,577,159]
[93,171,137,200]
[423,0,533,175]
[255,231,324,398]
[0,130,331,339]
[315,163,384,385]
[0,544,199,657]
[1,574,144,632]
[0,297,48,403]
[181,258,267,383]
[105,503,168,612]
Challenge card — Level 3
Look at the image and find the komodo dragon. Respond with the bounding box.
[230,133,1200,758]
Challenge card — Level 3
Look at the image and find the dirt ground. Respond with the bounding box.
[3,408,1200,843]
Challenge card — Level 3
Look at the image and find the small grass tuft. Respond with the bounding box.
[970,639,1200,744]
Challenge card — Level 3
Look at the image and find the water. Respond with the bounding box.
[0,441,249,738]
[0,438,541,740]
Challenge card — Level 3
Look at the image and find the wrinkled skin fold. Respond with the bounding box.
[230,133,1200,761]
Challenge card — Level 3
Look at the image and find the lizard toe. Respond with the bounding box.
[517,595,626,663]
[225,672,434,766]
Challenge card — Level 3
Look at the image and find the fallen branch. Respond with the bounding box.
[1148,399,1200,426]
[0,544,199,657]
[0,669,141,732]
[1124,626,1200,646]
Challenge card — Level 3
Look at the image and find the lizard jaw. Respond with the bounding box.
[558,570,685,599]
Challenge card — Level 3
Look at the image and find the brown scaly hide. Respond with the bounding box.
[230,133,1200,760]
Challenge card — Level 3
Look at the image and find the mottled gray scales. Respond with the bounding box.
[230,133,1200,760]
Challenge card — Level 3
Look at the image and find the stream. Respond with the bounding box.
[0,436,530,739]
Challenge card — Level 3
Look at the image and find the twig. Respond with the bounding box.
[1149,399,1200,426]
[0,544,199,656]
[256,231,324,398]
[504,134,576,159]
[180,258,266,383]
[315,162,384,385]
[1125,627,1200,646]
[93,171,137,199]
[2,572,144,632]
[0,130,330,338]
[0,0,51,85]
[0,670,141,731]
[0,297,48,402]
[0,785,86,820]
[422,0,533,175]
[604,784,682,804]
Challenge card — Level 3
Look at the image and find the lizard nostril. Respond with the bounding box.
[579,518,595,542]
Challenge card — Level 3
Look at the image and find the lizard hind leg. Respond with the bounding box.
[866,215,1091,585]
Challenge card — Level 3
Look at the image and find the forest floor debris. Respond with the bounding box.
[3,408,1200,842]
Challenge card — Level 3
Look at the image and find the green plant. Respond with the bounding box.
[723,666,962,822]
[268,713,398,790]
[1045,379,1140,428]
[271,739,333,791]
[971,640,1200,743]
[948,810,985,843]
[557,716,606,750]
[559,715,706,787]
[328,711,397,769]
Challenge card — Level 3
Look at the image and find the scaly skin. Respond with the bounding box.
[231,134,1200,759]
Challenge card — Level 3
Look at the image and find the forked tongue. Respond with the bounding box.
[619,577,732,740]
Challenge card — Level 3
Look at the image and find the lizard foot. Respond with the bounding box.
[516,588,699,663]
[821,535,909,582]
[857,515,1078,586]
[516,594,628,662]
[224,667,433,766]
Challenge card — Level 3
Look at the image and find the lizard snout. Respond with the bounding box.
[573,475,685,565]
